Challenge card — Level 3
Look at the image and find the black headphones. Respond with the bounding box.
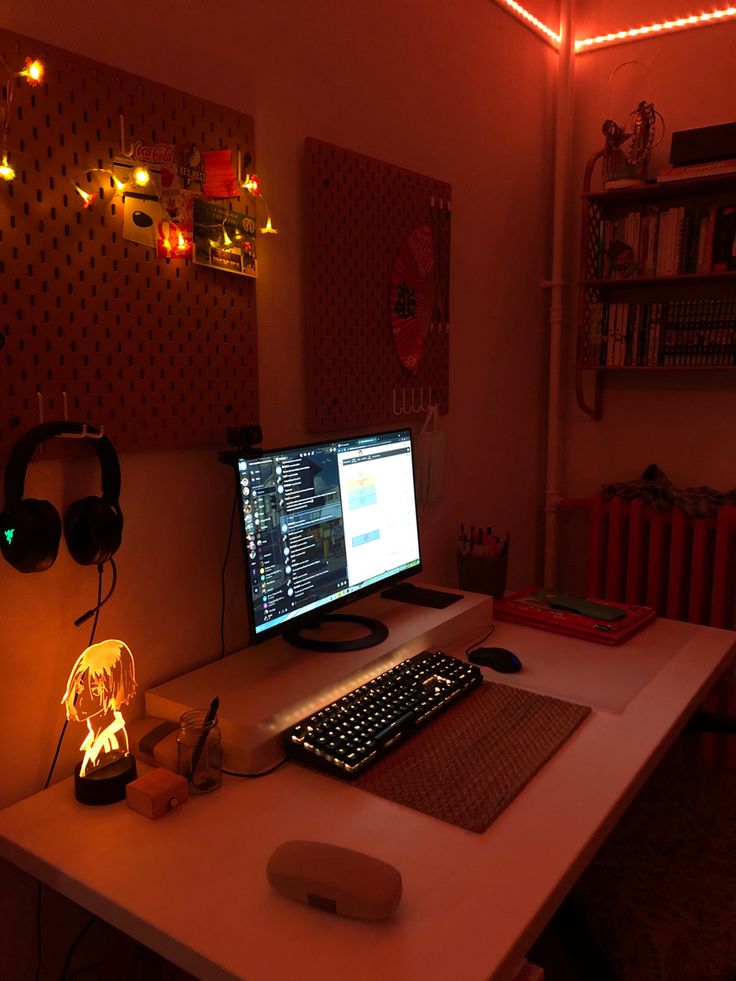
[1,422,123,573]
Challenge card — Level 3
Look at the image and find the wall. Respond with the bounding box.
[556,16,736,586]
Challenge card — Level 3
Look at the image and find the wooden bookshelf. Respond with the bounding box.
[575,173,736,418]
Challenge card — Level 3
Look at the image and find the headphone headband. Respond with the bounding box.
[3,422,122,513]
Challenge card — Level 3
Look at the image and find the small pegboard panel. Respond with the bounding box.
[0,29,259,463]
[305,138,450,432]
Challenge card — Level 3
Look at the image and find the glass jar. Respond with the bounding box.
[177,709,222,794]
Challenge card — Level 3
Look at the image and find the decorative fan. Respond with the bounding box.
[390,224,435,374]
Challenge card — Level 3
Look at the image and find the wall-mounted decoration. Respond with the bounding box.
[193,199,257,277]
[304,138,450,433]
[0,29,259,463]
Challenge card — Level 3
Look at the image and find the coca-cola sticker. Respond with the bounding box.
[130,142,176,165]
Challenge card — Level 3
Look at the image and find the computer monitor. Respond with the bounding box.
[235,428,422,651]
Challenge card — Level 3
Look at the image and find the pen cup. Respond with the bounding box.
[177,709,222,795]
[456,551,508,598]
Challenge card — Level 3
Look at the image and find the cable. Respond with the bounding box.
[222,757,288,779]
[34,566,106,981]
[219,484,239,658]
[60,914,97,980]
[465,623,496,656]
[74,559,117,626]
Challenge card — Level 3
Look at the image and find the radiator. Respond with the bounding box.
[560,495,736,629]
[560,494,736,764]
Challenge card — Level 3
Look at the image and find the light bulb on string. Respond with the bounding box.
[73,182,95,208]
[19,58,45,85]
[0,54,47,184]
[0,153,15,182]
[70,168,135,210]
[241,172,279,237]
[241,173,261,196]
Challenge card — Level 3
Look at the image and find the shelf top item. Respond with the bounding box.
[601,102,664,191]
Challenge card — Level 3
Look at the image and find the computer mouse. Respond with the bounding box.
[468,647,522,673]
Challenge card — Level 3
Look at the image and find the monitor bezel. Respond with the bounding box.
[234,427,423,648]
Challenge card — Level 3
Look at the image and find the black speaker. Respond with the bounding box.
[1,422,123,573]
[670,123,736,167]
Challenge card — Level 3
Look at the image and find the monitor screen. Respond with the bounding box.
[235,428,422,650]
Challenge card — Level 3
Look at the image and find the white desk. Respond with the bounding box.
[0,598,733,981]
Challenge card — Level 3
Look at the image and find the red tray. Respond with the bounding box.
[494,587,657,645]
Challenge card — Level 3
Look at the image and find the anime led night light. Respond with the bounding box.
[62,638,138,804]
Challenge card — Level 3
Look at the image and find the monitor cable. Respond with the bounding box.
[219,484,239,659]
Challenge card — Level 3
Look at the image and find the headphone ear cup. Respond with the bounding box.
[64,496,123,566]
[0,499,62,573]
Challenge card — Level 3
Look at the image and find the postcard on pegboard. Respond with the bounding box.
[192,199,257,277]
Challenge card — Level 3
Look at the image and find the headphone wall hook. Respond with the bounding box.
[59,390,104,439]
[60,423,105,440]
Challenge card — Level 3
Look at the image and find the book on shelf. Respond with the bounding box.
[594,201,736,280]
[585,297,736,368]
[656,157,736,182]
[711,205,736,271]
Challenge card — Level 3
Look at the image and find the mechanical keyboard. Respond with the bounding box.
[286,649,482,777]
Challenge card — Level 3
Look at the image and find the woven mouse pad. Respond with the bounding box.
[354,683,591,833]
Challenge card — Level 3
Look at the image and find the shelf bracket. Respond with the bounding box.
[575,367,603,419]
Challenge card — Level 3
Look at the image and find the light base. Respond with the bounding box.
[74,754,137,806]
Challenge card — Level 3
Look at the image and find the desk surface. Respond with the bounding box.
[1,607,734,981]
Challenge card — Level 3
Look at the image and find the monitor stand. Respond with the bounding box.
[144,587,492,774]
[284,614,389,652]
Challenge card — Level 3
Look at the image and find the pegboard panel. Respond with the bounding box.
[305,138,450,432]
[0,29,258,463]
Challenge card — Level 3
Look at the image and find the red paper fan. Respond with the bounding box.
[390,224,435,374]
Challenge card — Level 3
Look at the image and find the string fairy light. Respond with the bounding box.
[241,171,279,235]
[0,53,46,182]
[132,165,151,187]
[18,57,45,85]
[158,222,190,256]
[70,164,158,210]
[0,153,15,182]
[71,168,127,208]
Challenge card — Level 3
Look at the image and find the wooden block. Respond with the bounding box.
[125,768,188,819]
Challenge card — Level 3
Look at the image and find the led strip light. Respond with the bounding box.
[495,0,560,45]
[576,6,736,50]
[493,0,736,51]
